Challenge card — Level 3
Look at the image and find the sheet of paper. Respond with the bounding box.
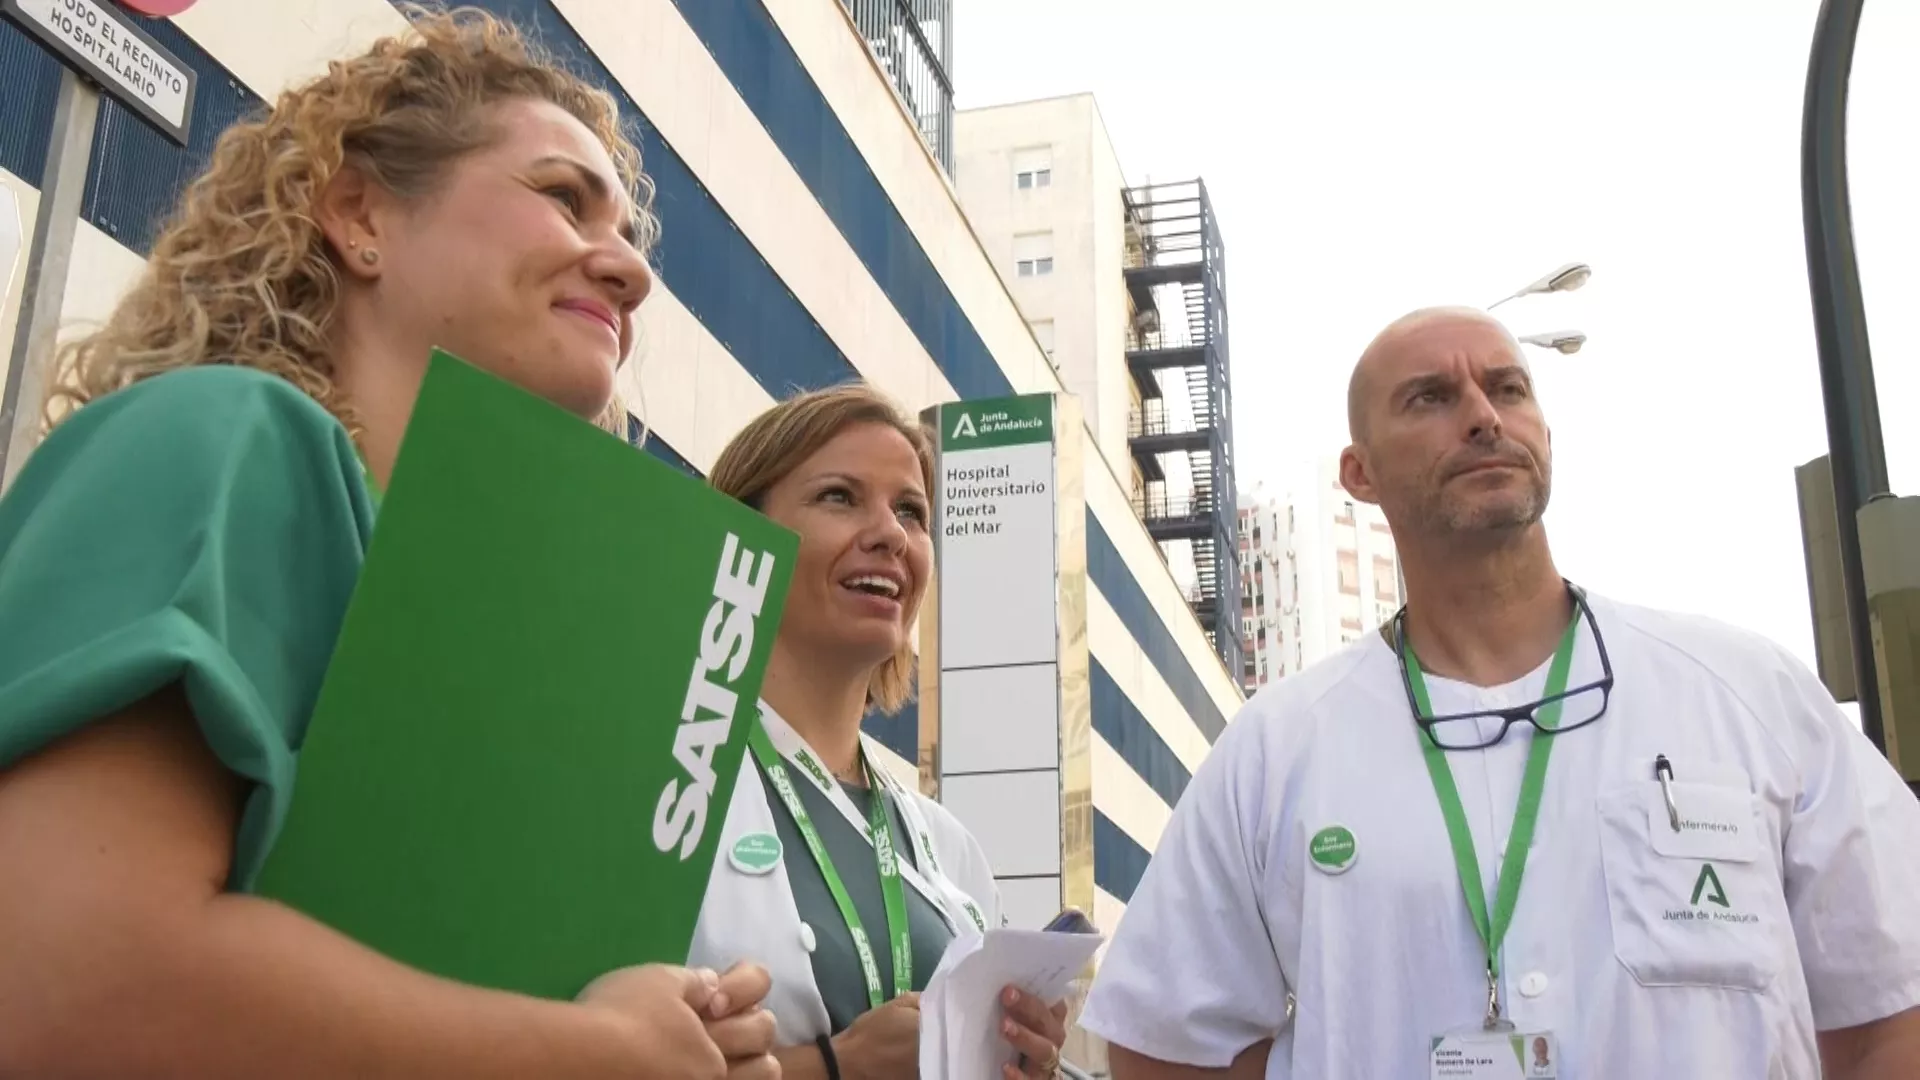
[919,928,1105,1080]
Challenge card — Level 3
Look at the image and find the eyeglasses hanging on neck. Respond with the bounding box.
[1392,582,1616,751]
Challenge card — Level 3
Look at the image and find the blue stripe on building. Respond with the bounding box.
[79,23,259,253]
[1088,512,1230,743]
[641,433,698,477]
[1091,657,1191,809]
[0,18,263,253]
[0,22,63,186]
[863,696,918,766]
[1093,809,1151,904]
[668,0,1015,403]
[627,415,699,477]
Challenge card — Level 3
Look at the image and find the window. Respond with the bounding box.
[1029,318,1056,358]
[1373,555,1399,603]
[1338,549,1360,595]
[1013,145,1053,190]
[1014,231,1055,278]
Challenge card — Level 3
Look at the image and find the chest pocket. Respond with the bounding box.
[1595,772,1791,992]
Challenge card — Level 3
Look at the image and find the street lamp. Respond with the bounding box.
[1519,330,1586,355]
[1488,262,1591,310]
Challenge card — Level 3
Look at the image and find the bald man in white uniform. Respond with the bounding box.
[1078,308,1920,1080]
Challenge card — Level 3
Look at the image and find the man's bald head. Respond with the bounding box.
[1346,306,1530,446]
[1337,305,1552,544]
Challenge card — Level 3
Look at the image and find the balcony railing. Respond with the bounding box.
[841,0,954,172]
[1121,229,1205,272]
[1132,491,1214,521]
[1126,325,1207,354]
[1128,411,1210,439]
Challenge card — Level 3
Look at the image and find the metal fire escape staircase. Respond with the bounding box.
[1122,180,1242,677]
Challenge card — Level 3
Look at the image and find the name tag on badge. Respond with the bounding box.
[1430,1030,1559,1080]
[1644,782,1759,863]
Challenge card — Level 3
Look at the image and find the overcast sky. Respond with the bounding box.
[953,0,1920,678]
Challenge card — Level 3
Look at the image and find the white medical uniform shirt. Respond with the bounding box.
[687,704,1002,1047]
[1079,593,1920,1079]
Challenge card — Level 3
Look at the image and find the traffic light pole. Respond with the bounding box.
[1800,0,1890,754]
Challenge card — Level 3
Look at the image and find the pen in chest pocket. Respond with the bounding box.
[1654,753,1681,832]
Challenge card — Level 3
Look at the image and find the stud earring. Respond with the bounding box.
[359,248,380,266]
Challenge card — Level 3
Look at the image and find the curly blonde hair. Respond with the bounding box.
[708,383,936,715]
[42,3,658,438]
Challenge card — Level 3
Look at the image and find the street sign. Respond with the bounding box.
[0,0,198,146]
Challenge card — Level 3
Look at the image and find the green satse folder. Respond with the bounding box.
[252,350,796,1000]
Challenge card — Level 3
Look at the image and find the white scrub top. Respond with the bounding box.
[1078,592,1920,1079]
[686,703,1002,1047]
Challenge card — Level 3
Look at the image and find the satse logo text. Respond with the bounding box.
[653,533,777,859]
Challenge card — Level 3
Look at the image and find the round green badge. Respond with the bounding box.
[729,832,783,875]
[1309,826,1358,875]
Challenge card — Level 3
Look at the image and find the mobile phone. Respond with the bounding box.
[1043,906,1097,935]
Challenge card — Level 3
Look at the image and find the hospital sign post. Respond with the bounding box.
[0,0,199,491]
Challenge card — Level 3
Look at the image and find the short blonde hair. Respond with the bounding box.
[709,384,935,715]
[44,3,657,439]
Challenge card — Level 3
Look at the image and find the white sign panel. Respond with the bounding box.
[0,186,21,312]
[934,394,1062,902]
[3,0,198,145]
[936,395,1058,671]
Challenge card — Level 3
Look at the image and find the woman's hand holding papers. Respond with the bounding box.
[999,986,1069,1079]
[576,961,777,1079]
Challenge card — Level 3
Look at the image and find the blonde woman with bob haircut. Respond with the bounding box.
[0,7,775,1078]
[692,383,1075,1080]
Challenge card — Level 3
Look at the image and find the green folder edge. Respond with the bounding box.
[251,350,797,1001]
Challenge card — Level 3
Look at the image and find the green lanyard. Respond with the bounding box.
[1405,611,1581,1028]
[747,720,912,1010]
[909,819,988,934]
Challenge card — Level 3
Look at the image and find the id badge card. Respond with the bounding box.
[1429,1030,1558,1079]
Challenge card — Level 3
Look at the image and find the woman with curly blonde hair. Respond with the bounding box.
[0,8,773,1078]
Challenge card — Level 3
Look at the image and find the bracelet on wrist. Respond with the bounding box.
[816,1034,843,1080]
